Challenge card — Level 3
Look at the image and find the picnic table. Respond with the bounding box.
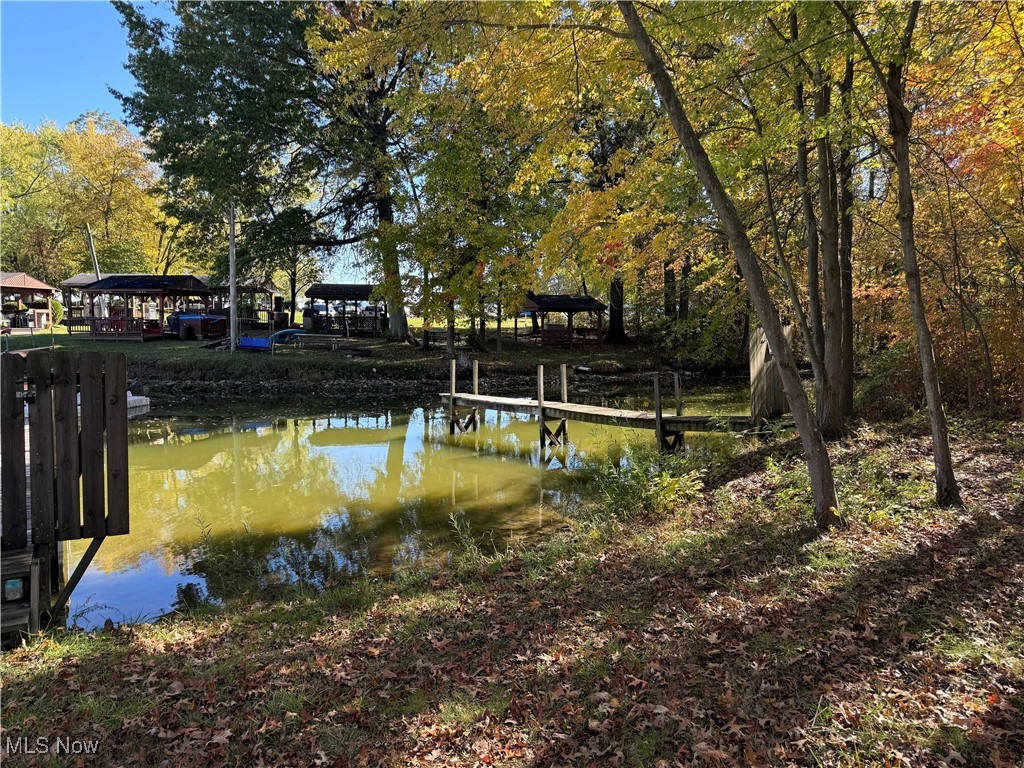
[421,329,462,346]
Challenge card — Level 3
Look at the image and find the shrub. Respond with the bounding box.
[50,300,64,326]
[856,341,922,420]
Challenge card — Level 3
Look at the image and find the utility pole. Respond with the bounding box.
[83,223,106,317]
[229,203,237,352]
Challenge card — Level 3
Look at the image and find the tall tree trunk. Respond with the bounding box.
[838,0,961,506]
[663,261,677,318]
[375,188,409,341]
[446,301,456,359]
[679,260,690,321]
[495,290,503,360]
[619,1,842,530]
[605,274,629,344]
[890,104,961,506]
[288,272,297,326]
[792,12,825,365]
[816,77,847,437]
[838,56,856,419]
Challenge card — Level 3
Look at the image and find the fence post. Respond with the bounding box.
[673,372,682,417]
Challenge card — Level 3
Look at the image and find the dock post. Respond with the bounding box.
[473,359,479,395]
[673,372,682,416]
[653,373,665,453]
[449,359,457,435]
[537,365,546,451]
[560,363,568,403]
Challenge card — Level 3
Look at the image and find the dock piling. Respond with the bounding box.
[673,372,682,417]
[560,363,568,403]
[473,359,479,395]
[537,365,545,449]
[653,373,664,451]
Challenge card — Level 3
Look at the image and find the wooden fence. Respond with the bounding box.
[1,351,130,633]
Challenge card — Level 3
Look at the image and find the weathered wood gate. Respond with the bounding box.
[1,350,129,635]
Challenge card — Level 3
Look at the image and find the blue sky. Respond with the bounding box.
[1,1,366,281]
[1,1,173,127]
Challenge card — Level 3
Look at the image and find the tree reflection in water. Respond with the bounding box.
[73,406,589,625]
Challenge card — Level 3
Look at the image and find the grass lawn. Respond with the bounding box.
[2,417,1021,766]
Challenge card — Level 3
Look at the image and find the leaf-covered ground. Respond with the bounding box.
[2,419,1022,767]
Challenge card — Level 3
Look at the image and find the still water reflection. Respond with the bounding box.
[68,407,610,626]
[68,384,747,628]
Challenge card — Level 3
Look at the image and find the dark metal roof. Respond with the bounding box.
[305,283,376,301]
[523,292,607,313]
[83,274,211,295]
[60,272,148,289]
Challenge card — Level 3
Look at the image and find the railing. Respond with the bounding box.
[540,327,602,347]
[239,308,273,329]
[309,314,386,336]
[68,316,161,340]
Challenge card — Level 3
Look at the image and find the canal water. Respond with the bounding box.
[67,384,747,628]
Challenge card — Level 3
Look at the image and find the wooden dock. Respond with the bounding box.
[441,391,751,433]
[441,361,766,455]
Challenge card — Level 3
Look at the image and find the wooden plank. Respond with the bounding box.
[1,353,28,549]
[26,351,55,546]
[79,353,106,538]
[52,352,81,540]
[28,558,40,634]
[104,354,129,535]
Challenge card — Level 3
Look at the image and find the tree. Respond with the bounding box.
[836,1,961,507]
[115,0,414,338]
[616,2,843,530]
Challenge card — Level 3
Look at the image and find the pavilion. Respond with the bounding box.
[1,272,57,329]
[304,283,386,335]
[517,291,607,347]
[72,274,214,341]
[205,276,284,330]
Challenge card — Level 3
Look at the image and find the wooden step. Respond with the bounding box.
[1,604,30,632]
[1,550,33,578]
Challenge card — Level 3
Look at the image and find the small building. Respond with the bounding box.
[304,283,386,335]
[518,292,607,347]
[73,274,214,341]
[1,272,57,329]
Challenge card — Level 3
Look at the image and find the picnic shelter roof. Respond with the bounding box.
[83,274,212,295]
[523,292,607,313]
[305,283,376,301]
[60,272,151,290]
[1,272,56,295]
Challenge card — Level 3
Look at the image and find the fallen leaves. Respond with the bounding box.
[1,424,1022,766]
